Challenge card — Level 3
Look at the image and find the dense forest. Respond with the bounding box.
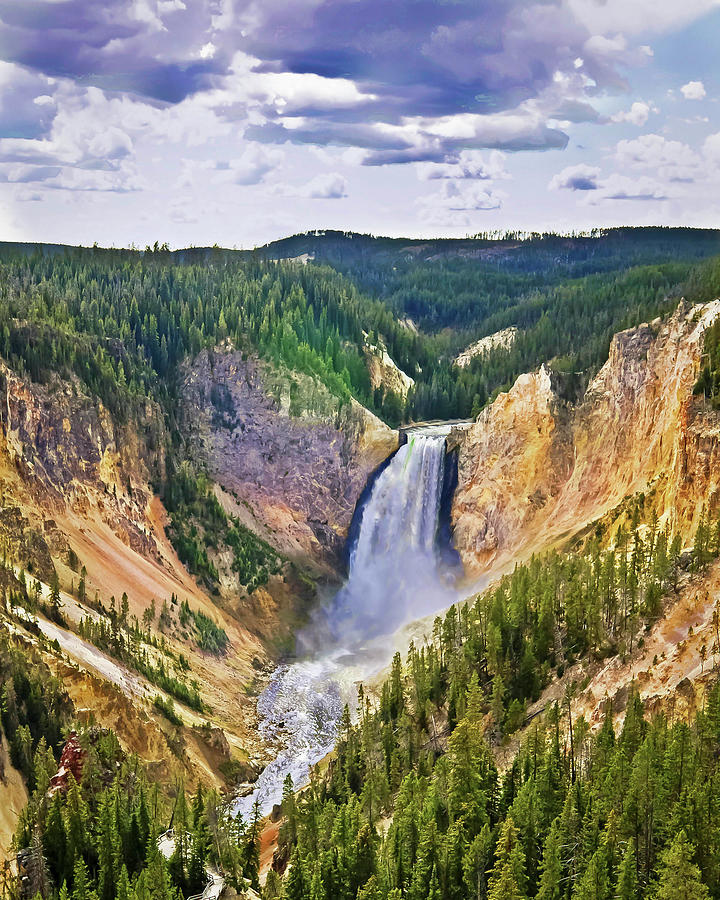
[1,229,719,430]
[264,504,720,900]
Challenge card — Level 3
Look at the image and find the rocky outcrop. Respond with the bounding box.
[452,301,720,575]
[179,346,398,568]
[455,327,519,368]
[0,362,165,558]
[363,340,414,399]
[48,732,86,795]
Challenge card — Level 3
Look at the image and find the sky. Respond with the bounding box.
[0,0,719,248]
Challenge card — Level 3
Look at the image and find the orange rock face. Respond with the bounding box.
[452,300,720,576]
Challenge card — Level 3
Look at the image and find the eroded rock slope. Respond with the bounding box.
[452,300,720,575]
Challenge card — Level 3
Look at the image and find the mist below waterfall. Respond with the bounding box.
[235,426,462,820]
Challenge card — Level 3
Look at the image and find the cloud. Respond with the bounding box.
[0,61,58,138]
[299,173,348,199]
[611,101,652,126]
[416,150,509,182]
[548,128,720,206]
[681,80,707,100]
[703,132,720,165]
[592,173,670,201]
[0,0,667,169]
[615,133,701,181]
[0,164,61,183]
[0,0,716,239]
[419,180,504,213]
[227,144,283,185]
[0,162,146,193]
[169,200,198,224]
[248,107,570,166]
[549,163,601,191]
[568,0,719,35]
[550,164,671,203]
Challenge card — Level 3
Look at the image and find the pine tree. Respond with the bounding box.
[64,776,90,881]
[284,848,306,900]
[654,831,709,900]
[115,866,132,900]
[43,793,68,885]
[488,864,525,900]
[426,864,441,900]
[615,843,638,900]
[96,792,121,900]
[27,827,50,899]
[573,845,608,900]
[491,674,505,735]
[536,820,563,900]
[49,571,61,614]
[187,816,209,894]
[462,825,493,900]
[241,798,261,890]
[308,866,323,900]
[71,858,91,900]
[487,817,527,899]
[168,786,190,890]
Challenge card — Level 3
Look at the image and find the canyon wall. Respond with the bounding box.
[179,346,398,570]
[0,347,397,630]
[452,300,720,576]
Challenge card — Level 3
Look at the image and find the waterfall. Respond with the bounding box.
[234,425,460,820]
[320,426,456,646]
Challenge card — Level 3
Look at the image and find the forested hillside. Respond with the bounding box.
[266,508,720,900]
[257,227,720,420]
[1,229,719,429]
[0,621,262,900]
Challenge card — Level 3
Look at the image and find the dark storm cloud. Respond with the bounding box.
[0,0,639,115]
[0,0,657,172]
[0,0,223,102]
[239,0,590,119]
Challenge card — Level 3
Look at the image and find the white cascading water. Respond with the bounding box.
[234,427,459,821]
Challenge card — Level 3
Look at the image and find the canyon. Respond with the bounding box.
[3,295,720,875]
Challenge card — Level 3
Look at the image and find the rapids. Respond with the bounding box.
[234,425,461,821]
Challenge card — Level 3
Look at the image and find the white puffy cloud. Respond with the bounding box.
[615,133,701,181]
[157,0,186,13]
[611,101,652,126]
[0,79,235,194]
[591,173,670,202]
[681,80,707,100]
[550,164,672,203]
[227,144,283,185]
[419,180,504,213]
[176,144,284,190]
[299,173,348,199]
[549,126,720,210]
[416,150,509,182]
[703,132,720,162]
